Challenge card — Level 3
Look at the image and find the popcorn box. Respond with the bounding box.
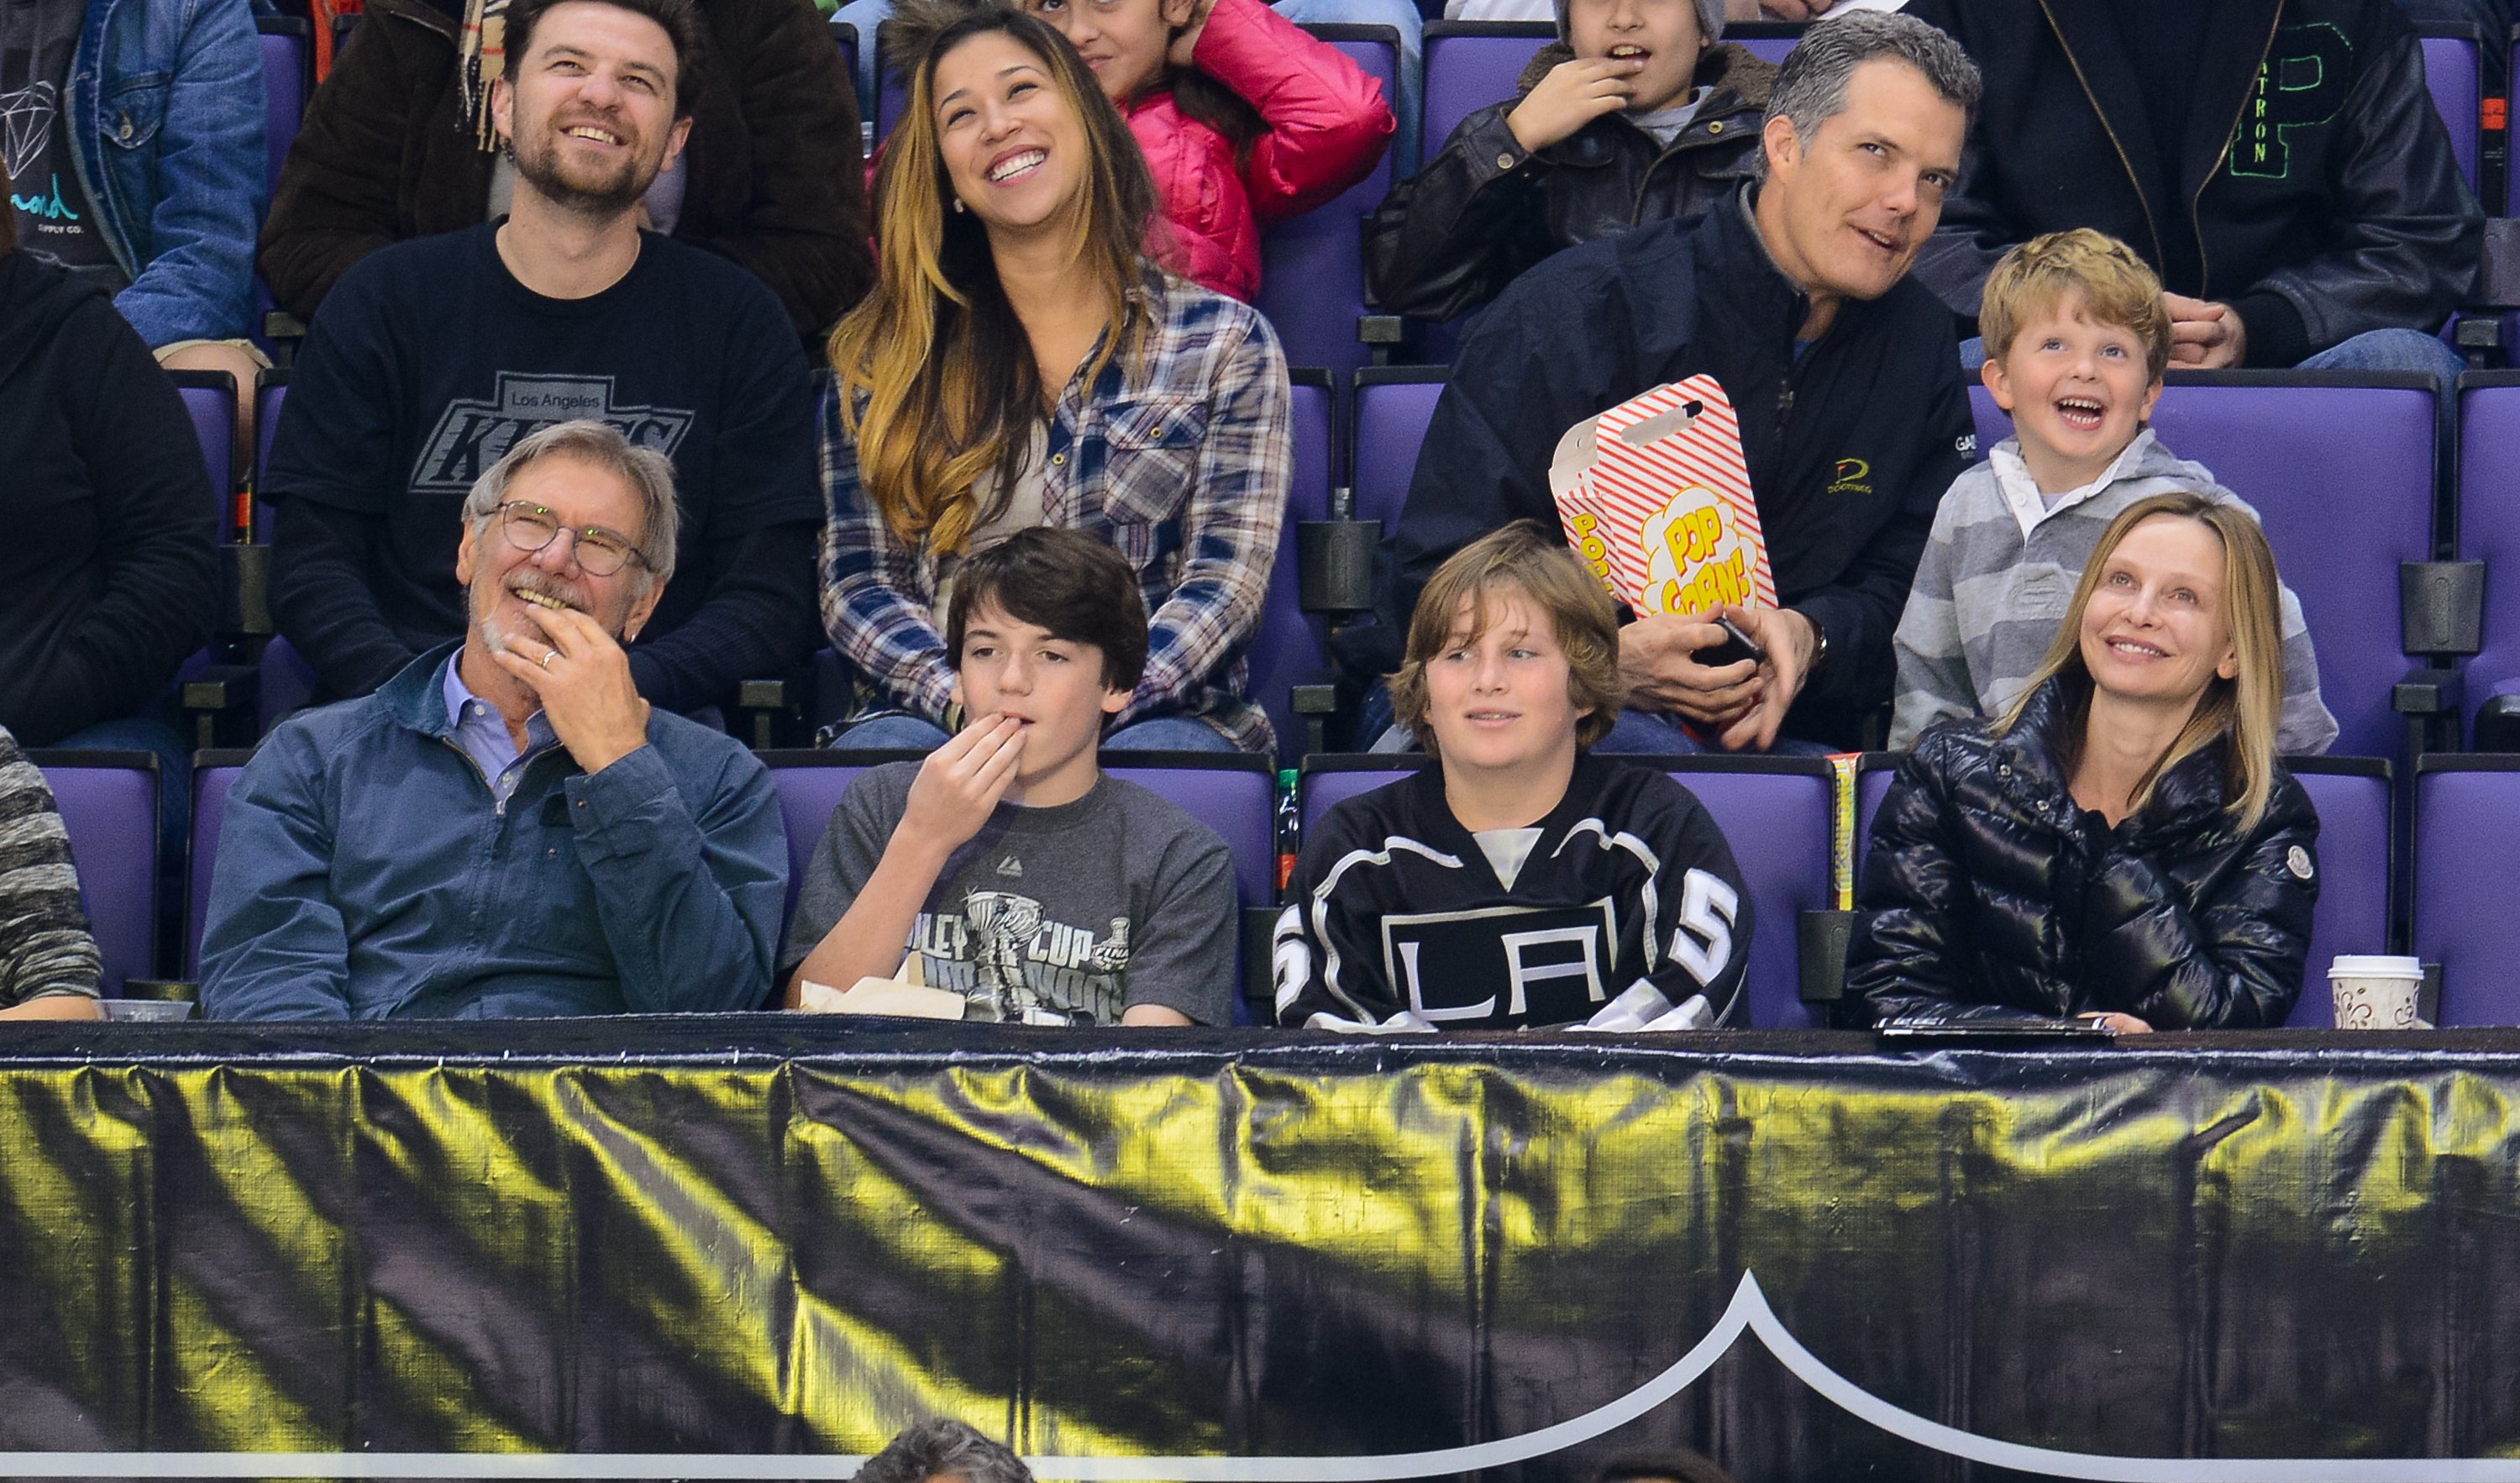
[1549,377,1773,618]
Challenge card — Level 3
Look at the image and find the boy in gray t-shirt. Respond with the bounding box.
[781,529,1236,1025]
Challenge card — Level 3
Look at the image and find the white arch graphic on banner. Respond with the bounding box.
[7,1272,2514,1481]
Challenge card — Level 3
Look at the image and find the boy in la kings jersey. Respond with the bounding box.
[1277,522,1751,1032]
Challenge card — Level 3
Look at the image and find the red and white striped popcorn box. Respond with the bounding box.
[1548,376,1773,616]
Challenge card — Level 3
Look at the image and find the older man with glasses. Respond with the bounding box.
[201,420,788,1022]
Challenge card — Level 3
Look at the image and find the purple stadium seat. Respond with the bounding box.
[1726,20,1803,67]
[761,752,879,918]
[167,371,236,505]
[2417,26,2483,194]
[254,376,287,541]
[2285,759,2392,1028]
[27,750,160,996]
[2415,755,2520,1025]
[2454,375,2520,743]
[1297,754,1831,1027]
[186,754,252,976]
[832,18,858,104]
[1254,25,1404,376]
[1248,370,1337,760]
[258,636,319,736]
[1856,750,2390,1029]
[258,18,310,197]
[1969,372,2439,762]
[1352,365,1446,531]
[1420,22,1550,170]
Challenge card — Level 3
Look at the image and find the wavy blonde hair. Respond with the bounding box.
[1390,523,1625,757]
[827,0,1159,555]
[1978,228,2172,383]
[1997,492,2287,828]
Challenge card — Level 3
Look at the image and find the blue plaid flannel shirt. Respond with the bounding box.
[821,274,1290,753]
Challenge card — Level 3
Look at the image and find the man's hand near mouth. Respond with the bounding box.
[495,601,654,774]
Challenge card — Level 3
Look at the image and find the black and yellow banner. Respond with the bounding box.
[2,1020,2516,1480]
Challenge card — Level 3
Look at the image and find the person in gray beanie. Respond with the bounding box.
[1364,0,1773,322]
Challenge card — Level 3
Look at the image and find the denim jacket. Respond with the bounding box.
[71,0,266,344]
[199,645,791,1020]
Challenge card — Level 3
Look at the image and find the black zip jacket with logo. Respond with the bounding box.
[1368,192,1975,749]
[1362,42,1775,322]
[1905,0,2481,366]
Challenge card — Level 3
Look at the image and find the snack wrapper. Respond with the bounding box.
[1549,377,1774,618]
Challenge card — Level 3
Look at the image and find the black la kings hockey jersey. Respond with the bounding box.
[1273,755,1752,1031]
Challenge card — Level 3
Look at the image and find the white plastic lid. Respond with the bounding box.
[2329,954,2423,979]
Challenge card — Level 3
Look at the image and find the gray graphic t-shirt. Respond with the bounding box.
[2,0,123,291]
[781,763,1239,1027]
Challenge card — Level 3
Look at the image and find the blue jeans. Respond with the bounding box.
[1962,326,2466,380]
[836,0,1423,171]
[832,713,1244,755]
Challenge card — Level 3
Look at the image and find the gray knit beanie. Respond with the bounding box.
[1552,0,1727,49]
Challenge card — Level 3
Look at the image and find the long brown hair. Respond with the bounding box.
[1389,522,1625,758]
[829,0,1160,555]
[1997,492,2288,828]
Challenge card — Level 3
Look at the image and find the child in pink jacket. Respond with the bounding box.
[1033,0,1395,300]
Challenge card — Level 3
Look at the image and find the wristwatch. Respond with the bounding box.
[1803,613,1830,675]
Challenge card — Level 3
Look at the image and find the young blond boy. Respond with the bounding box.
[1890,229,2338,755]
[1275,523,1751,1033]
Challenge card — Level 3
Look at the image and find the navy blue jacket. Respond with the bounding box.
[1378,191,1977,748]
[201,646,789,1020]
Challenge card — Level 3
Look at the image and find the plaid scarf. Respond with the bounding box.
[459,0,511,151]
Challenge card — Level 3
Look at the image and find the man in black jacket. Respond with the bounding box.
[1367,12,1980,753]
[1905,0,2479,376]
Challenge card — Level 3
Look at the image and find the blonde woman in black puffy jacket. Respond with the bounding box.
[1847,491,2319,1031]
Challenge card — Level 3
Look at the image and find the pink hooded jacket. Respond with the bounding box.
[1124,0,1395,301]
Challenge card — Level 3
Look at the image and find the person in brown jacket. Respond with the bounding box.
[258,0,872,339]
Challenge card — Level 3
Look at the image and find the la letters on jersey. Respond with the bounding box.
[412,373,696,491]
[1383,901,1620,1025]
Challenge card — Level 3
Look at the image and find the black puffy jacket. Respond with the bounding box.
[1362,42,1773,322]
[1848,681,2321,1028]
[1904,0,2480,366]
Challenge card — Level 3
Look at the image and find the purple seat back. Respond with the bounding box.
[1254,26,1402,376]
[28,750,159,996]
[2456,379,2520,732]
[1727,21,1803,66]
[186,758,251,976]
[255,380,286,541]
[258,635,319,735]
[1420,22,1549,166]
[258,19,308,197]
[1853,752,1895,875]
[762,754,875,920]
[2416,757,2520,1025]
[1352,367,1446,530]
[1969,375,2438,761]
[170,375,235,504]
[2418,29,2481,193]
[2284,760,2392,1028]
[1248,372,1336,760]
[1299,755,1831,1027]
[832,18,857,103]
[1110,757,1278,910]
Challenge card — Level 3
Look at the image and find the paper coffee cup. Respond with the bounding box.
[2329,954,2423,1030]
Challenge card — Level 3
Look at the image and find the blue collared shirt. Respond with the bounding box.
[441,655,561,807]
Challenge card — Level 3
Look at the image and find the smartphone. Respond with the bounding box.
[1693,615,1768,670]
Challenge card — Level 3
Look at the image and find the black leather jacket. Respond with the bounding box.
[1905,0,2480,366]
[1362,42,1773,322]
[1848,681,2322,1028]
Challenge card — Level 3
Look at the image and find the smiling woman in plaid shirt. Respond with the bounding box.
[822,0,1291,756]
